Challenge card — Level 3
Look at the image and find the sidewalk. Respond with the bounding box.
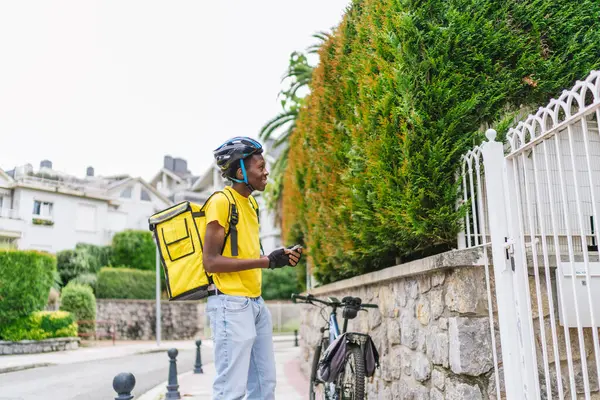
[0,339,202,374]
[138,342,308,400]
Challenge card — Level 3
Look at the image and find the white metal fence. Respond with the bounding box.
[460,70,600,399]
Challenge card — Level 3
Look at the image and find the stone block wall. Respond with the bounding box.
[96,299,302,341]
[96,299,202,340]
[0,337,79,355]
[300,248,496,399]
[299,248,600,399]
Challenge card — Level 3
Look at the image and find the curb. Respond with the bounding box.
[134,349,170,356]
[137,370,197,400]
[0,362,55,374]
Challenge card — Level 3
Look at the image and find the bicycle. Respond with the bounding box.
[291,293,379,400]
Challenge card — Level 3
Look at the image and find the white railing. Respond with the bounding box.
[459,145,490,248]
[505,71,600,400]
[460,70,600,399]
[0,208,19,219]
[459,143,503,399]
[16,175,106,195]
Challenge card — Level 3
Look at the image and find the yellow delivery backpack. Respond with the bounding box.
[148,189,259,301]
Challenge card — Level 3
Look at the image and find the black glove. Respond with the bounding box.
[268,248,290,269]
[267,245,302,269]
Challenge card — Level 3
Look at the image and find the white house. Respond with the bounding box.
[1,141,283,254]
[0,161,170,252]
[149,155,205,204]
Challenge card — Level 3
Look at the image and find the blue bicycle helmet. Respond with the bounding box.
[213,137,263,187]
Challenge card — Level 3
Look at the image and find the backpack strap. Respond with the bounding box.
[221,188,240,257]
[249,195,260,223]
[248,195,265,256]
[198,190,238,256]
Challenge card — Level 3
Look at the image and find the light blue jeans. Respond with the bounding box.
[206,294,276,400]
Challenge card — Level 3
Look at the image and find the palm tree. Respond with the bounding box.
[259,52,307,147]
[260,32,330,212]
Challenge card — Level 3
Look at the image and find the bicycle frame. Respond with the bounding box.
[292,293,378,400]
[329,311,341,343]
[323,305,360,399]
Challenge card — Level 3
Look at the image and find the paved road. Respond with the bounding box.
[0,348,211,400]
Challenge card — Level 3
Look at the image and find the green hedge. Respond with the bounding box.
[96,267,155,299]
[75,243,112,273]
[59,282,96,334]
[261,267,303,301]
[111,230,155,271]
[57,244,112,287]
[283,0,600,284]
[70,273,98,294]
[56,249,91,287]
[0,311,77,341]
[0,250,56,328]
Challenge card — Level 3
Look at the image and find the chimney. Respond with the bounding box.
[40,160,52,169]
[164,155,174,171]
[174,158,188,174]
[86,166,95,177]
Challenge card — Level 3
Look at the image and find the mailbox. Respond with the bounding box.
[556,261,600,328]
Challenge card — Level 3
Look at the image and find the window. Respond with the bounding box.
[33,200,53,218]
[76,204,97,232]
[141,189,151,202]
[120,187,132,199]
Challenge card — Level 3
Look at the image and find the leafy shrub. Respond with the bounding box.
[56,249,92,286]
[0,250,56,328]
[75,243,112,273]
[261,267,303,301]
[0,311,77,341]
[57,244,113,287]
[71,273,98,293]
[283,0,600,284]
[111,230,155,270]
[59,282,96,334]
[96,267,155,299]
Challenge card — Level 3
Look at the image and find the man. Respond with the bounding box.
[203,136,302,400]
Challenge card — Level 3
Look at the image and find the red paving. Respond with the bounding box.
[284,354,310,396]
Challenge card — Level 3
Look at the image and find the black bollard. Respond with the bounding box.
[166,348,181,399]
[194,339,204,374]
[294,330,299,347]
[113,372,136,400]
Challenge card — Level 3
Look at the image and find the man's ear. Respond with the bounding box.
[236,167,243,180]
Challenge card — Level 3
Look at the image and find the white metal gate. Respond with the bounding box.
[461,70,600,399]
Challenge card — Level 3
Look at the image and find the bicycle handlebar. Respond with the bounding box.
[292,293,328,305]
[291,293,378,309]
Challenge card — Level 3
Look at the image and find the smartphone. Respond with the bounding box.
[288,244,302,252]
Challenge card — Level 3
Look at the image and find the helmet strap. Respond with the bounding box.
[230,160,255,192]
[240,159,255,192]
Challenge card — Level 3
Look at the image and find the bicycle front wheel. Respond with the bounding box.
[309,341,325,400]
[337,343,365,400]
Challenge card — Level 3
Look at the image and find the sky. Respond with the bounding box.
[0,1,350,181]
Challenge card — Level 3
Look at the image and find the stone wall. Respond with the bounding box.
[96,299,202,340]
[300,248,495,399]
[96,299,302,341]
[0,337,79,355]
[299,247,600,399]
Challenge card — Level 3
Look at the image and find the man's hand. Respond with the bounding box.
[267,245,303,269]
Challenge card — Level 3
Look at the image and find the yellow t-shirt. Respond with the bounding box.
[204,187,262,297]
